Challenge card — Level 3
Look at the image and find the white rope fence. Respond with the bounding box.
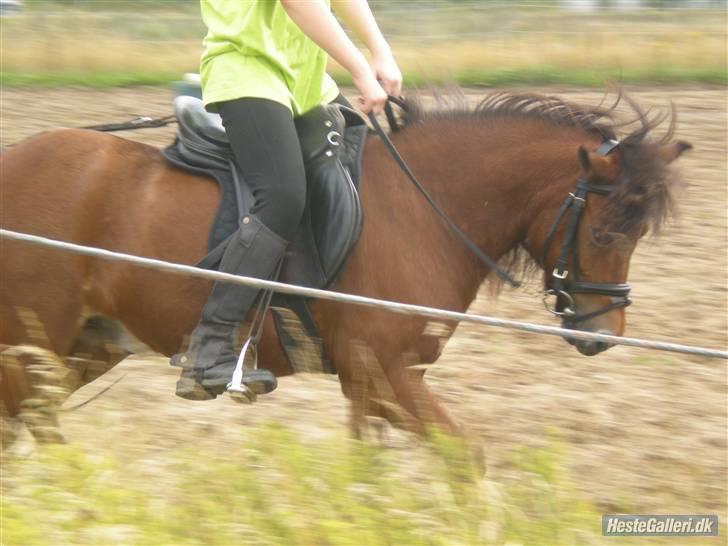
[1,228,726,360]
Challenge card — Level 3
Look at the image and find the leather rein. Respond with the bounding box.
[368,100,521,288]
[372,99,631,322]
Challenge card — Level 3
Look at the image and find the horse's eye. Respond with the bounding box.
[589,227,628,247]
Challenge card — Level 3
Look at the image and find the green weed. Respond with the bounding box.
[1,424,605,546]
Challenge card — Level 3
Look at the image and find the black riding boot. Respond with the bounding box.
[172,214,287,400]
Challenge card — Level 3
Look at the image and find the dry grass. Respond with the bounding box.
[0,9,725,85]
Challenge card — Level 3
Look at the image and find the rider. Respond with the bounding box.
[173,0,402,400]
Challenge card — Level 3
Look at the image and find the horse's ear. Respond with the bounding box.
[577,146,612,179]
[658,140,693,164]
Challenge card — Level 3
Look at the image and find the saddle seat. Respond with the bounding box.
[176,96,228,146]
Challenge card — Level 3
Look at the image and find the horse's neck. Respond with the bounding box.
[387,119,584,269]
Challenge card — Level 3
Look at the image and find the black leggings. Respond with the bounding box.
[217,98,305,242]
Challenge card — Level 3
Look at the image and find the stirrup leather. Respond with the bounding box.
[226,265,280,404]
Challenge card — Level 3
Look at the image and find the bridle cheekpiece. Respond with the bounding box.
[541,139,632,323]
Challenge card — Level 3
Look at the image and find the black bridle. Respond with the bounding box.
[371,102,632,323]
[541,139,632,324]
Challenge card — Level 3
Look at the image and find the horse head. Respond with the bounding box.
[537,113,692,355]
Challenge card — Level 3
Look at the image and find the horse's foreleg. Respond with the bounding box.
[383,360,463,437]
[383,360,485,472]
[338,341,459,439]
[335,340,369,440]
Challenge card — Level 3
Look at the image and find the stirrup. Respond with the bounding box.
[227,274,281,404]
[226,337,258,404]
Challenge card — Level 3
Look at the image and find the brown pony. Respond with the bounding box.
[0,92,690,443]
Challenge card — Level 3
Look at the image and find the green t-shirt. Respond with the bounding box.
[199,0,339,115]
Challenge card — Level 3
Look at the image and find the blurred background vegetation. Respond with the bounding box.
[0,0,725,87]
[0,426,610,546]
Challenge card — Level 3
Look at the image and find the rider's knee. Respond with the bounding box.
[257,182,306,240]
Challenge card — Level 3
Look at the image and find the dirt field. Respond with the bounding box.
[1,86,726,527]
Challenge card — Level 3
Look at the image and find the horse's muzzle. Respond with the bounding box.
[563,327,615,356]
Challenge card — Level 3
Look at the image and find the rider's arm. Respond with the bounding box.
[279,0,398,113]
[330,0,402,97]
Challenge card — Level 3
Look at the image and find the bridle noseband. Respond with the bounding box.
[541,139,632,324]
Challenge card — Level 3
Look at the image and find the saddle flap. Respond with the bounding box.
[294,104,346,163]
[163,96,366,289]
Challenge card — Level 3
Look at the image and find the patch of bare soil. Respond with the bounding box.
[1,86,726,519]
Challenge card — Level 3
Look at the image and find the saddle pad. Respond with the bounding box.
[162,96,367,290]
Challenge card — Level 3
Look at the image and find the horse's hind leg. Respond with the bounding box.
[0,303,77,420]
[0,346,72,444]
[0,267,87,444]
[0,257,86,357]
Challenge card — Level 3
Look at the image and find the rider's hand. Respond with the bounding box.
[352,67,388,115]
[369,50,402,98]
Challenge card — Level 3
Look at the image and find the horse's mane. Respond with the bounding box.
[399,89,684,285]
[401,89,618,141]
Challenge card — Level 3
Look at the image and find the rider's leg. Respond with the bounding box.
[174,98,306,400]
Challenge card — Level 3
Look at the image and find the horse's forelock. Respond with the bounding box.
[604,139,681,237]
[601,98,682,237]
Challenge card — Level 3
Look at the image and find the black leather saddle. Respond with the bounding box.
[162,95,368,290]
[162,96,369,375]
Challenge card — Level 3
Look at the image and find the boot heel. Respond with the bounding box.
[175,375,218,401]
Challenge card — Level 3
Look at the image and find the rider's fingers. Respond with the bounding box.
[373,89,388,115]
[377,76,393,97]
[391,78,402,99]
[387,82,402,100]
[358,96,384,115]
[357,96,371,114]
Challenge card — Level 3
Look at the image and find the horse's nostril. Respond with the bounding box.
[595,330,616,350]
[574,331,616,356]
[590,330,616,354]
